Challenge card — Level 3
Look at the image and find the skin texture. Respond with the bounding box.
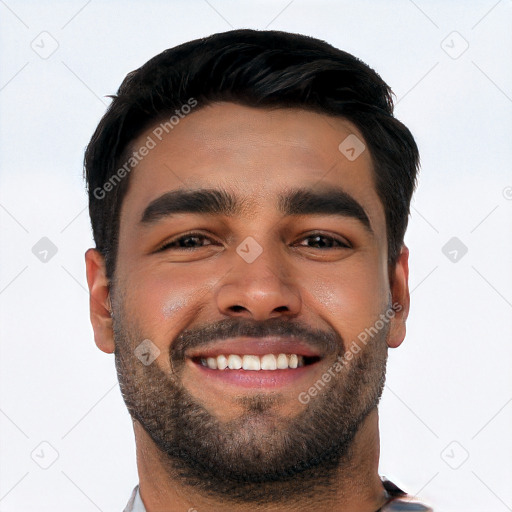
[85,103,410,512]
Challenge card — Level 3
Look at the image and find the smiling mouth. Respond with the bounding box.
[192,353,321,371]
[186,337,325,388]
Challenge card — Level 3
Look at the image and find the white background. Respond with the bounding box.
[1,1,511,511]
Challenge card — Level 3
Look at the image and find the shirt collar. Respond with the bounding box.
[123,485,146,512]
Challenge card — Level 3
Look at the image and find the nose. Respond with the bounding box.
[215,244,302,321]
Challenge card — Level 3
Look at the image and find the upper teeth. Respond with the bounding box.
[201,354,303,370]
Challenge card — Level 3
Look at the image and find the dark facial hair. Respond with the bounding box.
[113,309,389,505]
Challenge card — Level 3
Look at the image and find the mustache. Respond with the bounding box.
[171,317,344,361]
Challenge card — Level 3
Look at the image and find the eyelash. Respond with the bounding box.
[158,232,351,251]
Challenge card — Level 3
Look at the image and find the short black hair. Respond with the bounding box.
[85,29,419,279]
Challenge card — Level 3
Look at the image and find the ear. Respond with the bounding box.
[387,245,410,349]
[85,248,115,354]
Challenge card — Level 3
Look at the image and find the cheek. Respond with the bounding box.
[120,266,215,351]
[302,255,388,339]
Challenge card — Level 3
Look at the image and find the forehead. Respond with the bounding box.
[120,102,384,230]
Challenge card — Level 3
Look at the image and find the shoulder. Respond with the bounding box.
[381,478,433,512]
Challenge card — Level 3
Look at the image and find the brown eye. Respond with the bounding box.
[298,234,350,249]
[159,233,213,251]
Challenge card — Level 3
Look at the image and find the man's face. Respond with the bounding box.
[88,103,409,502]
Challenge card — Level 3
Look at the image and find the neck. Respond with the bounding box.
[134,408,388,512]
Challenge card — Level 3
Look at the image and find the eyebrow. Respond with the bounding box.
[140,186,372,233]
[278,187,372,232]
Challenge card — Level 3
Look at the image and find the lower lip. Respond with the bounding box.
[189,360,321,389]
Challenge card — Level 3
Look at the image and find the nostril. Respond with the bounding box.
[230,305,246,313]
